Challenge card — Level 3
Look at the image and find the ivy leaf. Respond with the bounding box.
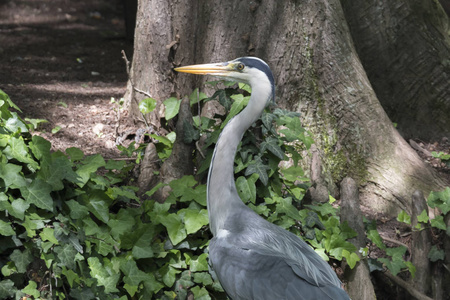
[121,260,150,286]
[245,157,270,186]
[190,286,211,300]
[76,154,106,187]
[275,196,301,221]
[22,215,45,237]
[189,88,208,106]
[236,174,257,204]
[169,176,206,206]
[183,120,200,143]
[164,97,181,120]
[261,112,276,129]
[139,97,157,114]
[5,112,28,133]
[182,208,209,235]
[21,281,40,298]
[193,272,213,286]
[132,244,154,259]
[66,200,90,219]
[303,210,323,228]
[9,249,33,273]
[20,178,53,212]
[367,229,386,250]
[159,214,187,245]
[428,245,445,262]
[66,147,84,162]
[0,219,15,236]
[143,273,164,295]
[428,187,450,214]
[386,246,407,259]
[305,203,336,217]
[108,209,136,240]
[430,215,446,230]
[238,82,252,93]
[3,136,39,170]
[85,191,110,223]
[40,227,59,245]
[0,279,17,299]
[223,94,249,125]
[159,265,180,287]
[342,249,360,269]
[209,89,232,110]
[40,155,79,190]
[397,210,411,224]
[405,261,416,279]
[188,253,209,272]
[278,117,304,142]
[260,137,284,159]
[88,257,120,293]
[29,135,51,161]
[124,283,138,297]
[378,257,405,276]
[54,244,78,270]
[417,209,429,223]
[62,267,80,288]
[0,162,27,188]
[0,89,21,111]
[281,165,305,183]
[174,270,194,299]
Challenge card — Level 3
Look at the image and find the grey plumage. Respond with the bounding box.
[175,57,350,300]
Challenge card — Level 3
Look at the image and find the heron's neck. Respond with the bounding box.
[207,88,268,236]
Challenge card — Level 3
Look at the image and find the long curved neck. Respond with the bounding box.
[207,88,268,236]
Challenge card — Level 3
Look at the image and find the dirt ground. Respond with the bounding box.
[0,0,133,158]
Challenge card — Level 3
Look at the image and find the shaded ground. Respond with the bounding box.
[0,0,132,158]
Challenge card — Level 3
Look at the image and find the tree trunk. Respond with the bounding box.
[341,0,450,140]
[125,0,447,216]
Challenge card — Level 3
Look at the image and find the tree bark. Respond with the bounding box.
[340,177,376,300]
[410,190,432,296]
[126,0,448,216]
[341,0,450,140]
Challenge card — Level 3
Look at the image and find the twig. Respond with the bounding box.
[196,140,205,159]
[121,50,131,76]
[132,86,153,99]
[382,270,433,300]
[104,157,138,161]
[409,139,432,157]
[380,234,410,250]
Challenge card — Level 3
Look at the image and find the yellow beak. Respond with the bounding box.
[174,62,232,76]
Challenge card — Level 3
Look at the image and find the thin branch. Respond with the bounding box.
[380,234,410,250]
[196,140,205,159]
[382,270,433,300]
[132,86,153,99]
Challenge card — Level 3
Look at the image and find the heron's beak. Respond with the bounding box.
[174,62,233,76]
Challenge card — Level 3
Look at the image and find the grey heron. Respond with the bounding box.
[175,57,350,300]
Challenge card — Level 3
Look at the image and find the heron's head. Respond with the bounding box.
[175,57,275,103]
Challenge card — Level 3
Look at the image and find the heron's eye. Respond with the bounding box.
[236,63,245,71]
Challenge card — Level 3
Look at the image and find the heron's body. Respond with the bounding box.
[175,57,349,300]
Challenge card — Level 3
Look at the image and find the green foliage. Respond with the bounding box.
[139,97,157,114]
[432,151,450,167]
[383,187,450,276]
[364,219,416,276]
[164,97,182,120]
[428,187,450,214]
[396,210,411,225]
[0,86,361,299]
